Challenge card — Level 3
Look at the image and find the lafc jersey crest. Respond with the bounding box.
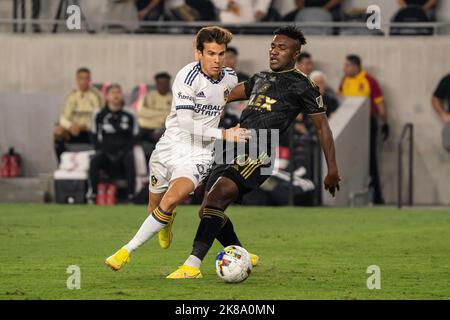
[259,83,271,93]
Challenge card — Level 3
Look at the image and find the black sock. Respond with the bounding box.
[216,216,242,247]
[191,206,226,261]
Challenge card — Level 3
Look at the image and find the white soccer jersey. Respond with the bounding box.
[148,62,238,193]
[161,61,238,152]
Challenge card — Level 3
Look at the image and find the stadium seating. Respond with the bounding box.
[390,6,433,36]
[295,8,333,36]
[340,9,384,36]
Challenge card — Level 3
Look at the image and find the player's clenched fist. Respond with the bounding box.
[222,124,252,142]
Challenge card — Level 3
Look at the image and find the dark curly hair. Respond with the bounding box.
[273,26,307,47]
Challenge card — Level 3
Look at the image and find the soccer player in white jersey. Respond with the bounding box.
[105,26,251,271]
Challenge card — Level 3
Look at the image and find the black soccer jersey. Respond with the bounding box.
[240,68,325,134]
[205,68,326,202]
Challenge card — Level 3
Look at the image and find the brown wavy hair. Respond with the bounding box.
[195,26,233,52]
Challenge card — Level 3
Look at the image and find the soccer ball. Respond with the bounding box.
[215,245,252,283]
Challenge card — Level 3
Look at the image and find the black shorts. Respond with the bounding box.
[205,152,272,203]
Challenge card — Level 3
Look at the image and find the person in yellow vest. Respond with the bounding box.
[136,72,172,157]
[339,54,389,204]
[54,68,102,163]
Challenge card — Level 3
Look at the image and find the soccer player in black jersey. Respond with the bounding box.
[167,26,341,279]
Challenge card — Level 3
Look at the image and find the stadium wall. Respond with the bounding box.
[322,97,370,207]
[1,34,450,205]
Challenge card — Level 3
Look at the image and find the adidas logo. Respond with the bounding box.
[196,91,206,98]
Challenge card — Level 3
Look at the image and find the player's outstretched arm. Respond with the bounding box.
[226,83,248,103]
[177,108,251,142]
[310,112,341,197]
[221,123,252,142]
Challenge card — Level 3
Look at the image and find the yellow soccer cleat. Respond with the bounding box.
[158,210,177,249]
[250,253,259,267]
[166,265,203,279]
[105,248,130,271]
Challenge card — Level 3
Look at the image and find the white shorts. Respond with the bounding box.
[148,137,213,194]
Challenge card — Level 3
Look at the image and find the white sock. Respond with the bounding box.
[123,214,165,253]
[184,255,201,268]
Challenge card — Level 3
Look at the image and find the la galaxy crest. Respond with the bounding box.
[150,175,158,187]
[224,87,230,102]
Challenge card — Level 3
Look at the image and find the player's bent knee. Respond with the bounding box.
[206,182,238,209]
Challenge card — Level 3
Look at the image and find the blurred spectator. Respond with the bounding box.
[90,84,138,202]
[397,0,437,20]
[432,73,450,123]
[165,0,200,21]
[282,0,342,21]
[105,0,140,32]
[310,70,339,117]
[136,0,164,21]
[339,54,388,204]
[296,52,313,76]
[212,0,271,24]
[224,47,250,82]
[186,0,217,21]
[54,68,101,163]
[282,0,303,21]
[261,1,281,22]
[136,72,172,154]
[220,47,249,129]
[294,113,312,136]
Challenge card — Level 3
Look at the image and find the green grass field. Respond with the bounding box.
[0,204,449,300]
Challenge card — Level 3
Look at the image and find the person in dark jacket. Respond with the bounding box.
[89,84,139,201]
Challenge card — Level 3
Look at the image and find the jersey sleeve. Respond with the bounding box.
[433,74,450,100]
[225,68,239,89]
[300,85,326,115]
[243,74,257,99]
[59,93,75,130]
[172,69,197,111]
